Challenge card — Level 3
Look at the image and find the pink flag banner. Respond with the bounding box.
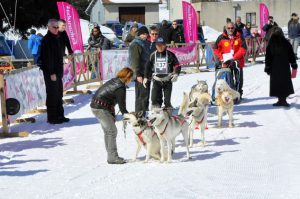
[259,3,269,37]
[182,1,198,43]
[62,61,75,90]
[57,2,86,74]
[168,44,198,65]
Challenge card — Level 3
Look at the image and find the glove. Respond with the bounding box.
[171,74,178,82]
[143,78,148,88]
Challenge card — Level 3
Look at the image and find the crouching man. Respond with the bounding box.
[143,37,181,109]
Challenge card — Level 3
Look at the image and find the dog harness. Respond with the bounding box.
[137,124,154,145]
[137,131,147,146]
[194,116,205,130]
[160,122,169,136]
[172,116,187,126]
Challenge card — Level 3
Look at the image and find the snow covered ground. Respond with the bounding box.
[1,62,300,199]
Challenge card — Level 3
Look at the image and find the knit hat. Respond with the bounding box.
[137,26,149,36]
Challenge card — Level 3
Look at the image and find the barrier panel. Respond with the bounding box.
[4,67,46,122]
[168,44,198,65]
[0,51,102,136]
[100,50,129,81]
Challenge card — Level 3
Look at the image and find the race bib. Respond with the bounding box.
[154,52,169,74]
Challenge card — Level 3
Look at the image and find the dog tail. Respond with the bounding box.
[179,92,189,115]
[230,89,240,100]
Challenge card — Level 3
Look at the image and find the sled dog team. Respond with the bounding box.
[123,79,240,163]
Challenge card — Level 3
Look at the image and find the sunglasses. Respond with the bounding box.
[151,33,158,35]
[227,27,235,30]
[52,26,59,29]
[172,24,177,25]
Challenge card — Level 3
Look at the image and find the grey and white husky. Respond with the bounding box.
[123,112,165,162]
[179,80,208,115]
[185,93,211,147]
[148,109,191,163]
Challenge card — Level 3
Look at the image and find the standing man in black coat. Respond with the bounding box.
[265,27,298,107]
[58,19,73,56]
[159,20,172,44]
[170,20,184,44]
[235,16,245,36]
[41,19,70,124]
[263,16,278,42]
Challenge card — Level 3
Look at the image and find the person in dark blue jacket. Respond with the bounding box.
[243,22,253,39]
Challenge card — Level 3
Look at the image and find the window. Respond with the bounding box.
[246,12,256,26]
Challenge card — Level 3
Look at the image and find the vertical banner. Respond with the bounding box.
[57,2,86,74]
[259,3,269,37]
[182,1,198,43]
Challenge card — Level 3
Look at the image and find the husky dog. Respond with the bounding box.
[189,80,208,100]
[185,93,212,147]
[179,80,208,115]
[216,90,240,128]
[215,79,233,98]
[148,109,191,162]
[123,112,165,162]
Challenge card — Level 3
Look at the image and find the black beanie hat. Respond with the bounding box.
[137,26,149,36]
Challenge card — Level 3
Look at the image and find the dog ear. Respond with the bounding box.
[123,114,129,121]
[189,98,198,107]
[137,111,144,118]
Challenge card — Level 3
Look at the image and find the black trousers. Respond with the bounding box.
[43,72,64,121]
[230,66,244,97]
[135,80,151,113]
[151,80,173,108]
[236,68,243,96]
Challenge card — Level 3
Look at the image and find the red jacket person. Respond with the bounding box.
[214,22,247,98]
